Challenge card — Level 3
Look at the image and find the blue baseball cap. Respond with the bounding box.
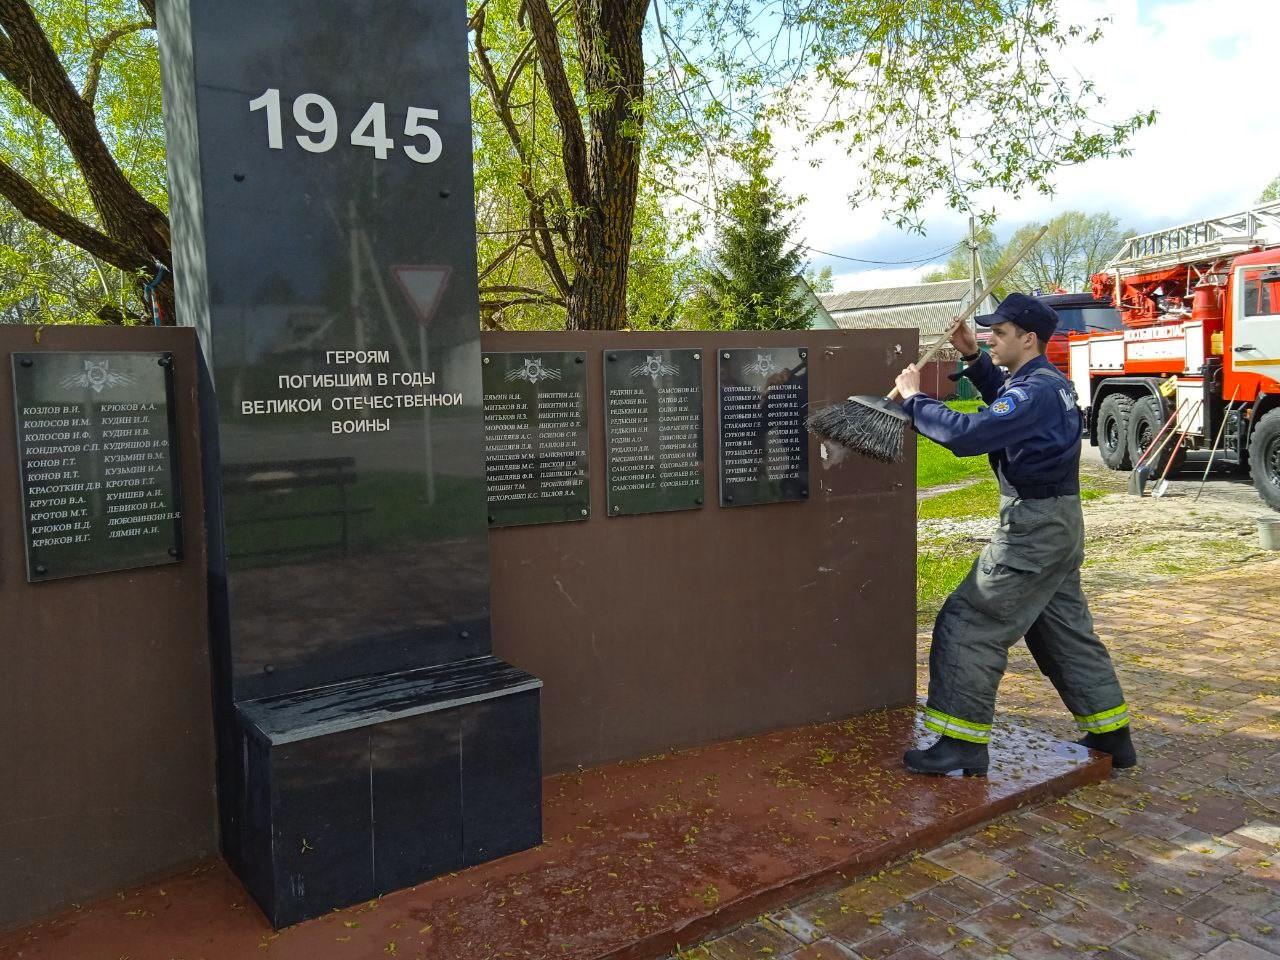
[975,292,1058,340]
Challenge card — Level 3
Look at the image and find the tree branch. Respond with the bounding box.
[0,0,169,257]
[478,284,565,302]
[521,0,590,212]
[471,12,529,166]
[0,157,138,269]
[480,294,566,311]
[0,22,56,117]
[471,7,571,297]
[527,197,571,295]
[82,20,153,106]
[499,1,569,106]
[477,236,527,283]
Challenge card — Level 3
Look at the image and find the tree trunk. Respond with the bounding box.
[0,0,175,323]
[563,0,648,331]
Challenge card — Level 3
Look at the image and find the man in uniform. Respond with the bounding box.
[894,293,1135,776]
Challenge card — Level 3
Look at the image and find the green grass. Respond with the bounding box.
[918,476,1107,523]
[916,400,988,488]
[917,548,974,623]
[918,477,1002,520]
[915,467,1109,621]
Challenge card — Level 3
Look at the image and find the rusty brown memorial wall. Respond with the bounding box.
[484,330,917,774]
[0,326,216,931]
[0,325,916,930]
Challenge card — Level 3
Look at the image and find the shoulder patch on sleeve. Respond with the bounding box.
[1006,386,1030,402]
[989,394,1020,417]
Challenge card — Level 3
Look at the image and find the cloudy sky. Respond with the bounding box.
[776,0,1278,292]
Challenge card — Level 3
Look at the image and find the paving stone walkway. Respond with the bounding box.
[672,559,1280,960]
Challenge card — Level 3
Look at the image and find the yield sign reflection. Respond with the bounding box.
[391,265,452,327]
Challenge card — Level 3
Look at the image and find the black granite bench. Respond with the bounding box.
[233,656,542,927]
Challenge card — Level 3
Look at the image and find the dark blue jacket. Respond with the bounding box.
[901,353,1083,494]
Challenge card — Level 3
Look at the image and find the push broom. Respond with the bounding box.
[806,225,1048,463]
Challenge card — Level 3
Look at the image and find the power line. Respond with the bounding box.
[798,241,964,266]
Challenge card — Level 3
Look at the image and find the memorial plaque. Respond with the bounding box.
[482,352,589,527]
[11,351,182,581]
[718,348,809,507]
[603,349,703,516]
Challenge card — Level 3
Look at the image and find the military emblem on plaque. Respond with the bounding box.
[11,351,183,581]
[505,357,563,385]
[483,352,589,527]
[603,349,704,516]
[718,347,810,507]
[59,358,137,393]
[630,353,681,386]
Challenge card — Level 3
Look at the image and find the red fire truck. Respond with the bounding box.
[1068,201,1280,509]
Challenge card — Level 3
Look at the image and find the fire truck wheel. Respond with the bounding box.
[1097,394,1135,470]
[1248,409,1280,511]
[1128,395,1185,476]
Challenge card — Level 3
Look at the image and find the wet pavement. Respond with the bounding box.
[4,559,1277,960]
[675,559,1280,960]
[0,712,1102,960]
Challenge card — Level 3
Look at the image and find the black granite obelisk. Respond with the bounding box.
[157,0,541,927]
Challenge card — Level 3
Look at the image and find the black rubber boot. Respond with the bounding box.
[903,736,989,777]
[1078,725,1137,769]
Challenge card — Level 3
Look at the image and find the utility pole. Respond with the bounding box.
[969,215,978,304]
[969,214,979,339]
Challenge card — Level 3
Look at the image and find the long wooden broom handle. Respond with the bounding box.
[887,224,1050,401]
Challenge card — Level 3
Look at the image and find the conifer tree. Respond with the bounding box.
[696,132,815,331]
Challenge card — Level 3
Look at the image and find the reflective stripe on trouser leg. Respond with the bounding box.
[925,550,1044,745]
[922,707,991,744]
[1074,704,1130,733]
[1022,568,1129,730]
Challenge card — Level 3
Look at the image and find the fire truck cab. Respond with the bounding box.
[1068,202,1280,509]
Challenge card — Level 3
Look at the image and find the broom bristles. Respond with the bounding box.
[806,396,909,464]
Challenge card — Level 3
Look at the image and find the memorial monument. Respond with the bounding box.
[157,0,542,927]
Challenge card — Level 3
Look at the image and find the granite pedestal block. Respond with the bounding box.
[235,657,541,927]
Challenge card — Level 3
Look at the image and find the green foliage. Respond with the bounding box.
[468,0,699,330]
[1261,175,1280,204]
[805,265,834,294]
[917,433,990,489]
[0,0,166,324]
[916,549,974,623]
[923,225,1006,296]
[692,129,815,330]
[658,0,1154,232]
[5,0,1155,331]
[926,210,1130,297]
[918,477,1001,520]
[470,0,1154,327]
[1002,211,1129,293]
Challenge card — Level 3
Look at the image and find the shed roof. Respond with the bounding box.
[818,279,972,313]
[818,279,997,362]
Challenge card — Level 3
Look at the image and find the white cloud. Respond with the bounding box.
[830,266,933,293]
[778,0,1280,288]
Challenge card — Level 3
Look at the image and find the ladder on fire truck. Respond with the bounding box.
[1109,200,1280,276]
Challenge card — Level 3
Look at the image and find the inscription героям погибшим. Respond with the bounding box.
[718,348,809,507]
[12,352,183,581]
[482,352,589,526]
[237,349,455,435]
[603,349,703,516]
